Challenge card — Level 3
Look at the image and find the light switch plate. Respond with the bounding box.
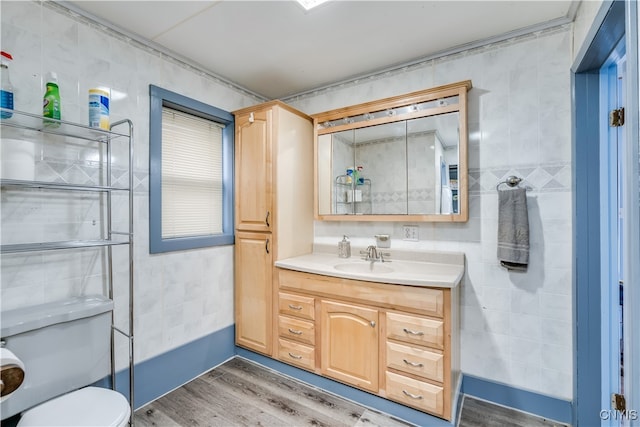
[402,225,418,241]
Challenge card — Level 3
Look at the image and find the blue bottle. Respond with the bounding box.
[0,51,14,119]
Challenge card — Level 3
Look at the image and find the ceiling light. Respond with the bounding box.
[296,0,330,11]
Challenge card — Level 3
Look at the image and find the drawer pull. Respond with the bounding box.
[402,390,424,400]
[403,328,424,336]
[288,352,303,360]
[287,328,303,335]
[403,359,424,368]
[288,304,303,310]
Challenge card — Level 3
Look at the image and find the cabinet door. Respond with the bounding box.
[235,109,272,232]
[235,231,273,355]
[320,300,378,392]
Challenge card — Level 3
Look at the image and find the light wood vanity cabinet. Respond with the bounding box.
[276,268,460,421]
[233,102,314,357]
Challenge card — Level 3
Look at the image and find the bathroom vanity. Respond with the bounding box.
[273,249,464,421]
[232,84,470,422]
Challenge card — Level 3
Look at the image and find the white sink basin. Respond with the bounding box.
[334,262,394,274]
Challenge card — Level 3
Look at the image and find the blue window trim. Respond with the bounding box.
[149,85,234,253]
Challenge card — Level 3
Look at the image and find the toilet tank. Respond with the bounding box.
[0,295,114,420]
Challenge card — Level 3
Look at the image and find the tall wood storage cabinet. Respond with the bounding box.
[233,101,314,356]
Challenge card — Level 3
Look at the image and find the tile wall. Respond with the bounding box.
[0,1,260,367]
[288,26,574,400]
[1,0,577,404]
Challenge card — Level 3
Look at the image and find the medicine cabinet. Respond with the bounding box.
[312,80,471,222]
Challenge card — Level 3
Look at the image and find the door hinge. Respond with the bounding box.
[612,393,626,411]
[610,108,625,127]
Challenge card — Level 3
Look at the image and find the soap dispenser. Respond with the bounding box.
[338,235,351,258]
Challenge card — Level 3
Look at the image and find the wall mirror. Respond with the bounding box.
[313,80,472,222]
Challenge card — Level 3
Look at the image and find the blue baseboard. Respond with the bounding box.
[95,327,572,426]
[462,374,573,425]
[95,324,236,409]
[236,347,457,426]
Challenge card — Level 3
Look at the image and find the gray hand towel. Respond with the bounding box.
[497,187,529,271]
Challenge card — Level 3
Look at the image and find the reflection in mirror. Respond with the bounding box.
[313,80,471,221]
[321,113,460,215]
[406,113,459,215]
[353,122,407,214]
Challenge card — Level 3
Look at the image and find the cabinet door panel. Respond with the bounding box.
[320,300,378,392]
[235,110,272,232]
[235,232,272,354]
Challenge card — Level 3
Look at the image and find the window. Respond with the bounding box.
[149,85,234,253]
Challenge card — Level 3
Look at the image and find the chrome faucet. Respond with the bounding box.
[360,244,391,262]
[360,245,378,261]
[367,245,378,260]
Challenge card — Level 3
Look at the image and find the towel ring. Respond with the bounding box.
[496,175,523,191]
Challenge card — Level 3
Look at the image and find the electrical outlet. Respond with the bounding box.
[402,225,418,241]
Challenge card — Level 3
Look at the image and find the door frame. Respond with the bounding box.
[599,40,625,426]
[572,0,639,426]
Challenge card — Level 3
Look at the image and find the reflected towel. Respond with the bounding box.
[441,186,453,214]
[497,188,529,271]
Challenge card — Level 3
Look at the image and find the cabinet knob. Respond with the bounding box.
[370,321,376,328]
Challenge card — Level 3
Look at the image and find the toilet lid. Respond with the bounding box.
[18,387,130,427]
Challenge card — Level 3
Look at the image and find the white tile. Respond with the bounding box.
[541,320,573,346]
[540,293,572,322]
[509,313,541,341]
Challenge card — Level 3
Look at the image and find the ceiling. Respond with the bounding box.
[63,1,576,100]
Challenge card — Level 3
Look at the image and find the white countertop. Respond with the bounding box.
[275,247,464,288]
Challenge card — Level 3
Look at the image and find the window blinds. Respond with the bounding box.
[161,107,224,239]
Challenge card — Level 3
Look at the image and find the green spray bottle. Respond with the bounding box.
[43,72,61,126]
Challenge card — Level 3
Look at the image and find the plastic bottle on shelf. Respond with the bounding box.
[356,165,364,184]
[43,71,61,126]
[1,51,14,119]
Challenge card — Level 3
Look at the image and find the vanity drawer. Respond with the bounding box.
[386,312,444,350]
[279,292,315,320]
[278,315,315,345]
[278,269,444,317]
[278,338,315,370]
[385,371,444,417]
[386,341,443,382]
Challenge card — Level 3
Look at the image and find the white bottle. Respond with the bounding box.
[0,51,14,118]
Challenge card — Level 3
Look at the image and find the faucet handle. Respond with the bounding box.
[379,252,392,262]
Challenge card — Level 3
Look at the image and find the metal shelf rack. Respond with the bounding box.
[0,108,135,425]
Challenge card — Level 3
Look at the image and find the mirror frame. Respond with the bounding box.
[312,80,472,222]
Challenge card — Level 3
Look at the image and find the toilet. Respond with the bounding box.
[17,386,130,427]
[0,296,131,426]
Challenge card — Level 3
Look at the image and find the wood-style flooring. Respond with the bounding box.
[134,357,567,427]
